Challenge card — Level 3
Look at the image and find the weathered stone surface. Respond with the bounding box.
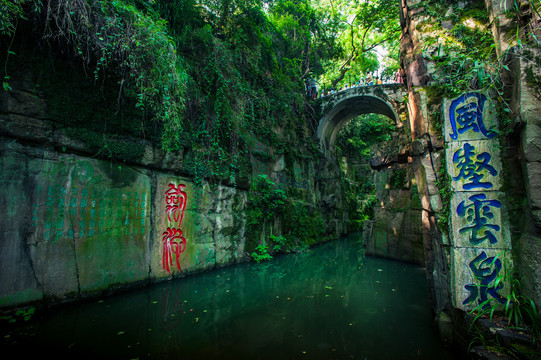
[0,142,153,304]
[524,161,541,226]
[370,136,412,168]
[68,159,152,294]
[0,114,53,144]
[0,143,44,306]
[450,191,511,250]
[407,88,430,140]
[451,247,512,311]
[419,151,442,196]
[366,207,424,264]
[446,139,503,192]
[31,157,151,296]
[514,233,541,311]
[405,0,423,6]
[0,86,48,119]
[214,185,247,267]
[317,84,407,154]
[443,93,498,143]
[443,87,513,320]
[151,177,249,280]
[485,0,524,56]
[151,176,203,278]
[52,129,90,155]
[436,311,454,345]
[521,122,541,163]
[399,0,541,350]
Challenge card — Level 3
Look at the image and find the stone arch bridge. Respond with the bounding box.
[316,84,408,155]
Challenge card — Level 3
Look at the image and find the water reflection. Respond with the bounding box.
[1,234,455,359]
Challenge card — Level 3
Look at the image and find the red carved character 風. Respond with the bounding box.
[165,184,187,227]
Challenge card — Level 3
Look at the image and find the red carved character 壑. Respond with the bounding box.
[162,227,187,273]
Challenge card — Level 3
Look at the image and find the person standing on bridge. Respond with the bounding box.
[366,72,373,85]
[305,77,311,97]
[309,76,318,99]
[395,69,404,84]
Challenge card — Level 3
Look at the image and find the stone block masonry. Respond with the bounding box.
[443,92,513,311]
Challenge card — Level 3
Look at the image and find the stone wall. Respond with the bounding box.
[399,0,541,344]
[0,136,249,307]
[363,137,426,265]
[364,166,424,264]
[0,70,347,309]
[505,2,541,308]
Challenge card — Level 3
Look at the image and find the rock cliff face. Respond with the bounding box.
[504,2,541,310]
[363,163,425,265]
[2,6,541,351]
[397,0,541,344]
[0,67,347,309]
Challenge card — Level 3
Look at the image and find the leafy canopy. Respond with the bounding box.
[1,0,401,183]
[312,0,401,89]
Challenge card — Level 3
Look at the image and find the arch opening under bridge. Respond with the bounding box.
[316,84,407,155]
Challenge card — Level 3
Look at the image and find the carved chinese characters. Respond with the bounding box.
[162,183,188,273]
[449,141,501,191]
[445,92,497,143]
[444,93,512,310]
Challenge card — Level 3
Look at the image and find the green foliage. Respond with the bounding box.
[1,0,330,185]
[336,114,395,160]
[1,0,32,91]
[33,0,187,151]
[0,306,35,323]
[425,85,445,136]
[1,0,341,262]
[269,0,341,79]
[389,169,407,190]
[283,201,325,246]
[252,244,272,262]
[252,233,309,262]
[0,0,26,36]
[246,174,327,253]
[63,128,146,163]
[247,175,287,227]
[467,271,540,359]
[345,188,376,232]
[15,307,35,321]
[150,0,324,184]
[26,56,155,163]
[504,277,539,335]
[420,0,521,132]
[336,113,395,229]
[0,0,189,164]
[270,234,297,253]
[314,0,401,88]
[436,154,452,231]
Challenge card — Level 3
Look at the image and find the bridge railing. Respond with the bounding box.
[307,76,405,99]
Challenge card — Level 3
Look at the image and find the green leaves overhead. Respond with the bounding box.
[2,0,401,184]
[269,0,338,78]
[419,1,503,97]
[21,0,188,151]
[313,0,401,88]
[0,0,26,36]
[336,113,395,158]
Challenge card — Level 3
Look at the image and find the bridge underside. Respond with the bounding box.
[317,93,400,155]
